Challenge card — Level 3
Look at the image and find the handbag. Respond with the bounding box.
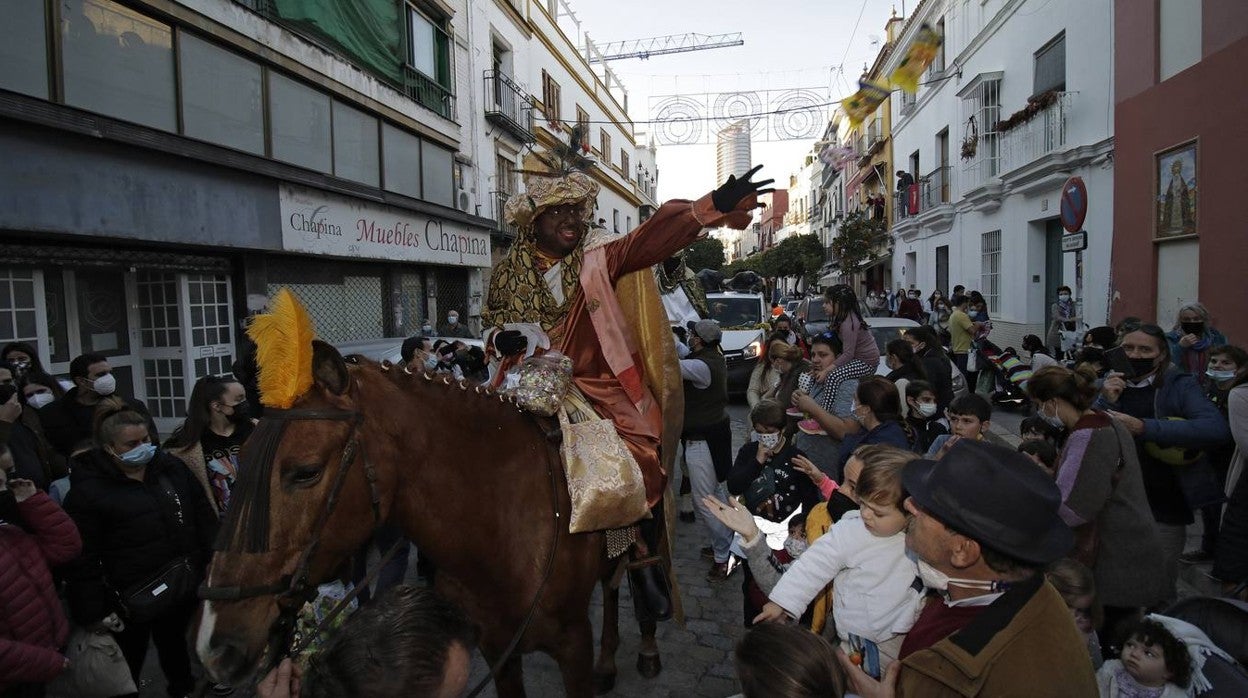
[45,627,137,698]
[557,399,648,534]
[123,473,200,624]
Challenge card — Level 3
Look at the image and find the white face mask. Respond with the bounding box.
[447,315,459,325]
[89,373,116,396]
[756,431,782,450]
[784,537,809,558]
[915,402,938,418]
[1208,368,1237,382]
[916,558,1003,593]
[27,392,54,410]
[1058,294,1071,302]
[1039,401,1065,429]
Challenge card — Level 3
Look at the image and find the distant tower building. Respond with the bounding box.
[716,119,753,183]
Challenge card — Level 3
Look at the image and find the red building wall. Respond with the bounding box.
[1112,0,1248,342]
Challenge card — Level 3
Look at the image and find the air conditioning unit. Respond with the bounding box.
[457,188,474,213]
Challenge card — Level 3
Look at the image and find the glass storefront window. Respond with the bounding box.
[268,72,332,173]
[332,100,380,187]
[382,123,422,199]
[2,0,49,98]
[178,32,264,155]
[421,142,454,208]
[61,0,176,132]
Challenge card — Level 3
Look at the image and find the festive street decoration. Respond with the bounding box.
[890,24,944,94]
[842,79,891,128]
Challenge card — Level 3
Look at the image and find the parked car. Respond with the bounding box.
[705,291,768,395]
[784,299,801,314]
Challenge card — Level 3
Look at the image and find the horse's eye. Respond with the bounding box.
[290,466,323,486]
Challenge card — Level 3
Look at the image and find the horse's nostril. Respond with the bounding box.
[207,634,249,672]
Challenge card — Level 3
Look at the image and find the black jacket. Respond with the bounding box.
[37,389,158,458]
[61,448,217,624]
[917,349,956,414]
[727,441,822,522]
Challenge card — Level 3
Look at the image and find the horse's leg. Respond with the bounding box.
[593,571,621,694]
[552,615,597,698]
[636,617,661,678]
[484,650,527,698]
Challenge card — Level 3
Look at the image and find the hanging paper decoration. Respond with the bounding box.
[889,24,943,94]
[842,79,891,128]
[819,144,858,172]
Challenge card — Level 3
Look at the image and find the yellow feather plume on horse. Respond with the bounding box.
[248,288,316,408]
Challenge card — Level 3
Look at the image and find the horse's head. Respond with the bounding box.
[196,340,391,683]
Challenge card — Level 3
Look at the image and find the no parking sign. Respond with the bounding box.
[1060,177,1088,233]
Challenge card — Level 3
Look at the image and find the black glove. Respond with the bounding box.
[495,330,528,357]
[711,164,775,214]
[671,325,688,344]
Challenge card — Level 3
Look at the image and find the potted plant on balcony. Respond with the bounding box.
[960,116,979,161]
[995,90,1060,133]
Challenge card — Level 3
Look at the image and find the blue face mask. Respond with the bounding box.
[115,442,157,468]
[1207,368,1237,382]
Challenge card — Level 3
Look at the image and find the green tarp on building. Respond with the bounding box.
[271,0,403,85]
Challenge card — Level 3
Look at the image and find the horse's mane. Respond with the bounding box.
[346,356,538,423]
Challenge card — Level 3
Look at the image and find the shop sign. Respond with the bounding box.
[279,185,491,267]
[1062,230,1087,253]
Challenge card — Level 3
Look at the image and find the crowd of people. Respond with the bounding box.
[685,284,1248,696]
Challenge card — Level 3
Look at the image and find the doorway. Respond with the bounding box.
[1044,219,1065,320]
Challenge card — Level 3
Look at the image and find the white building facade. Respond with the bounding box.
[885,0,1114,349]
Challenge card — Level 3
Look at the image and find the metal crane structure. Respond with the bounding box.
[586,32,744,63]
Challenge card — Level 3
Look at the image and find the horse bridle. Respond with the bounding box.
[196,401,564,698]
[198,408,386,665]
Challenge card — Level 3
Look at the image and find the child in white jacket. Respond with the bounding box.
[755,445,922,679]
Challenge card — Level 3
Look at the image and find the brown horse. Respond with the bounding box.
[194,341,662,696]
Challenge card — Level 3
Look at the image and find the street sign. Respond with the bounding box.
[1060,176,1088,233]
[1062,230,1087,252]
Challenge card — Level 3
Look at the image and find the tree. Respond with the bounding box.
[717,234,825,286]
[829,209,888,274]
[683,237,725,272]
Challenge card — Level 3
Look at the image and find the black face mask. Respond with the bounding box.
[230,400,251,421]
[1129,357,1158,379]
[1181,321,1205,336]
[0,489,20,525]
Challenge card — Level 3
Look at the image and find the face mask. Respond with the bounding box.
[90,373,116,396]
[916,558,1004,593]
[229,400,250,420]
[7,359,30,377]
[1039,401,1065,429]
[756,431,782,450]
[784,536,809,559]
[27,392,54,410]
[423,355,440,371]
[1128,358,1158,379]
[422,324,433,334]
[1181,321,1205,336]
[447,315,459,325]
[850,401,866,423]
[114,442,156,469]
[915,402,938,418]
[1058,294,1071,302]
[1208,368,1237,382]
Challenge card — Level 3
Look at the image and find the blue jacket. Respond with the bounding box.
[835,420,911,475]
[1095,367,1231,449]
[1165,327,1227,370]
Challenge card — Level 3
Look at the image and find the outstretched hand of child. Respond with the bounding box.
[791,455,826,487]
[752,601,793,625]
[701,495,760,542]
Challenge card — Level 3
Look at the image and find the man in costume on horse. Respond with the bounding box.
[483,132,770,622]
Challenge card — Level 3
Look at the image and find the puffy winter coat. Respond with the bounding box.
[0,491,83,690]
[61,448,217,624]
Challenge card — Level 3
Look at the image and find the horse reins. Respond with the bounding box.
[197,399,565,698]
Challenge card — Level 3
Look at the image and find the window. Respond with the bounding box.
[600,130,611,166]
[0,268,39,346]
[612,209,620,233]
[961,75,1001,182]
[1159,0,1201,80]
[332,101,380,186]
[268,73,332,173]
[422,142,454,207]
[408,5,451,87]
[1033,32,1066,95]
[576,105,589,131]
[626,216,632,231]
[935,245,949,295]
[980,231,1001,313]
[933,18,946,73]
[179,33,264,155]
[542,70,561,123]
[61,0,176,132]
[382,123,422,198]
[496,153,516,195]
[620,149,630,175]
[1,0,48,98]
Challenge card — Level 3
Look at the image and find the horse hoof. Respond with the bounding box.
[636,652,662,678]
[593,671,616,694]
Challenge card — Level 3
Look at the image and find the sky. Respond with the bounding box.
[569,0,904,201]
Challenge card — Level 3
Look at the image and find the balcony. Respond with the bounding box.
[484,70,535,143]
[920,165,951,210]
[494,191,517,239]
[404,66,455,120]
[998,91,1073,175]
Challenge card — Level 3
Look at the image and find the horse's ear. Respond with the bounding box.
[311,340,350,395]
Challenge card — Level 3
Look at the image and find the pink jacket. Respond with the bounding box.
[0,492,83,689]
[833,315,882,368]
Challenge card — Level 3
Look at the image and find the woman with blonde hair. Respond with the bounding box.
[1166,302,1227,378]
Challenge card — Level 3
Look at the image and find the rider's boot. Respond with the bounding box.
[627,500,673,623]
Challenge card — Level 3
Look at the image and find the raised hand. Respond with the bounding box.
[711,165,775,213]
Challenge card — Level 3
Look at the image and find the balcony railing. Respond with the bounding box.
[404,66,455,120]
[866,116,882,145]
[494,191,517,238]
[484,70,535,143]
[998,91,1074,174]
[920,165,951,209]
